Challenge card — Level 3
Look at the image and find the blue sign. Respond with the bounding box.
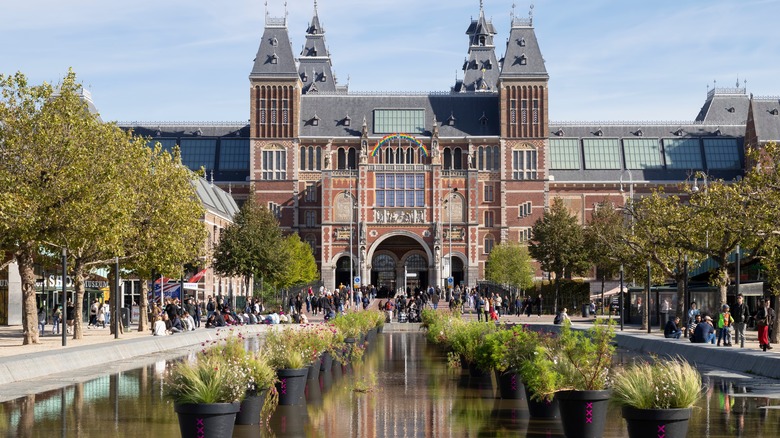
[447,277,454,285]
[353,276,361,285]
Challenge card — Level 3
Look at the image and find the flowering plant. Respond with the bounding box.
[262,327,311,370]
[611,357,701,409]
[551,318,616,392]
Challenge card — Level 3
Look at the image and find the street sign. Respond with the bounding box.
[447,277,454,287]
[353,276,361,285]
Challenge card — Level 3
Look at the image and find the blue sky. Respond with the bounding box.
[2,0,779,123]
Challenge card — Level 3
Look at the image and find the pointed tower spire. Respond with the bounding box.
[298,0,338,93]
[458,1,499,92]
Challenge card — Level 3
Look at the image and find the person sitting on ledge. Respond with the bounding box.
[664,315,682,339]
[690,315,716,344]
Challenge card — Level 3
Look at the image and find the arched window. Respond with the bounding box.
[484,234,495,254]
[347,148,357,169]
[315,146,322,170]
[478,146,485,170]
[492,146,500,170]
[454,147,462,169]
[405,254,427,271]
[485,146,492,170]
[299,146,306,170]
[307,146,314,170]
[406,148,414,164]
[337,148,347,169]
[444,148,452,169]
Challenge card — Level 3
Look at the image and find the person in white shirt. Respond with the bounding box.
[152,315,167,336]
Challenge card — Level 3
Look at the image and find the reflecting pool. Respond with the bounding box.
[2,332,780,437]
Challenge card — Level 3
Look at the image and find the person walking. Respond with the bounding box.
[732,293,750,348]
[535,294,543,317]
[51,305,62,335]
[37,306,47,334]
[755,298,775,351]
[717,304,733,346]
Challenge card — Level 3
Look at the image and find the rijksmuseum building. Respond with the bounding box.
[123,4,780,292]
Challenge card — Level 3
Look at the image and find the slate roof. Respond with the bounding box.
[750,97,780,142]
[458,7,500,93]
[694,88,749,124]
[249,16,298,79]
[499,17,548,79]
[121,123,249,138]
[298,93,500,138]
[193,177,240,220]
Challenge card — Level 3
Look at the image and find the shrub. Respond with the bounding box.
[611,357,702,409]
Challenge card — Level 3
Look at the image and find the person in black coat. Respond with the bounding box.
[732,293,750,348]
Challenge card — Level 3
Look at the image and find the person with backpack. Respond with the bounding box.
[717,304,734,346]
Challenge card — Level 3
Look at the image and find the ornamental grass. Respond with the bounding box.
[611,357,702,410]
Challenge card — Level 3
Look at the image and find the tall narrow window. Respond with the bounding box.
[262,149,287,180]
[484,210,495,227]
[454,147,462,169]
[484,235,495,254]
[444,148,452,169]
[484,184,494,202]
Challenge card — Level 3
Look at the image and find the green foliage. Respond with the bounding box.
[213,200,287,288]
[611,357,702,409]
[449,321,497,364]
[518,343,560,402]
[164,354,248,404]
[474,328,515,372]
[585,201,626,282]
[262,328,312,370]
[485,242,534,291]
[277,233,320,289]
[553,319,616,391]
[529,197,590,281]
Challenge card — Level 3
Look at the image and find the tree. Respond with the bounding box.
[122,144,207,333]
[485,242,534,294]
[213,200,287,295]
[277,233,319,290]
[584,201,627,313]
[529,197,590,311]
[0,71,206,342]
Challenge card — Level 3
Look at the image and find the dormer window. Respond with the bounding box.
[770,108,779,116]
[726,106,735,113]
[635,129,643,137]
[714,128,722,136]
[310,47,317,56]
[479,113,488,126]
[194,128,203,136]
[155,128,162,137]
[674,128,684,136]
[271,37,278,46]
[519,54,527,65]
[483,60,492,70]
[301,72,308,82]
[270,53,278,64]
[343,116,351,126]
[555,128,565,136]
[320,72,327,82]
[447,113,456,126]
[518,37,526,46]
[479,35,486,46]
[311,115,320,126]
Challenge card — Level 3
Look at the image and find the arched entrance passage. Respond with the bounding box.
[452,256,465,288]
[368,233,432,298]
[334,256,355,290]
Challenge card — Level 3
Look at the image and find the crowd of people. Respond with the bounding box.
[663,293,776,351]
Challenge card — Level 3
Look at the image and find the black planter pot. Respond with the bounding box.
[377,324,384,334]
[555,389,611,438]
[307,357,322,380]
[320,351,333,372]
[497,370,525,400]
[174,402,240,437]
[526,393,559,419]
[622,406,692,438]
[235,389,268,425]
[275,368,308,406]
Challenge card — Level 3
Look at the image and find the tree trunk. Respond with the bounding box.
[72,258,85,340]
[138,278,149,333]
[17,243,40,345]
[675,277,686,318]
[108,269,123,335]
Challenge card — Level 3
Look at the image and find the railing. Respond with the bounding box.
[442,170,468,178]
[707,87,746,98]
[329,170,358,177]
[550,120,703,126]
[366,164,429,172]
[118,121,248,127]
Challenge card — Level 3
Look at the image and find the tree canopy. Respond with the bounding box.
[485,241,534,292]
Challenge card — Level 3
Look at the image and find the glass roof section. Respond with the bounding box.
[703,138,740,169]
[374,109,425,134]
[550,138,581,170]
[624,138,663,170]
[663,138,703,169]
[180,139,216,171]
[583,139,621,170]
[219,139,250,171]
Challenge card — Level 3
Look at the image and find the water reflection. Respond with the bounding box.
[2,332,780,437]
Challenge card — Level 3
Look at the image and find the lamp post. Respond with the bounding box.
[61,248,67,347]
[344,180,353,293]
[442,188,458,289]
[646,261,651,333]
[619,264,624,331]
